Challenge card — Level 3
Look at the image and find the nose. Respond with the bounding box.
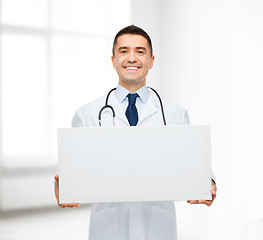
[127,51,137,63]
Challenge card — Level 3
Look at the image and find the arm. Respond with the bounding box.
[187,180,217,206]
[54,109,84,208]
[54,174,80,208]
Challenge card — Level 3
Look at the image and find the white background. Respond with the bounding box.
[0,0,263,239]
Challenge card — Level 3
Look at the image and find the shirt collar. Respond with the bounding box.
[115,84,150,104]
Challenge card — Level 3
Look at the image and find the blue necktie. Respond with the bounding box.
[126,93,139,126]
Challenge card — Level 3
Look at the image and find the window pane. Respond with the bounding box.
[1,34,48,158]
[1,0,48,28]
[50,34,115,155]
[51,0,107,34]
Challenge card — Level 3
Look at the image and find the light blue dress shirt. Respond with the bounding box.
[114,84,150,121]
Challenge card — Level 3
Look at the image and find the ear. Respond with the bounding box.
[111,56,116,69]
[149,55,155,69]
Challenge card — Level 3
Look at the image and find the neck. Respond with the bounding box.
[119,81,146,93]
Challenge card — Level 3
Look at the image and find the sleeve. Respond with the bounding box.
[71,109,84,127]
[182,110,190,125]
[182,109,216,183]
[211,172,216,184]
[54,108,85,192]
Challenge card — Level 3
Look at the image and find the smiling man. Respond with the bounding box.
[111,33,154,93]
[54,25,217,240]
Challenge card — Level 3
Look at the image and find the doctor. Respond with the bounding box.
[54,25,217,240]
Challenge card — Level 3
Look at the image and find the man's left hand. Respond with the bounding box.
[187,180,217,206]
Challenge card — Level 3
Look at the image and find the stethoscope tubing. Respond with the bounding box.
[98,87,166,126]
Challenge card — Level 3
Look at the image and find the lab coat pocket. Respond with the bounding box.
[148,205,177,240]
[89,207,118,240]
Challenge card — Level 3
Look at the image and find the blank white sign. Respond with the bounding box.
[58,125,212,204]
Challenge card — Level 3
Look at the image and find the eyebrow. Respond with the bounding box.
[118,46,147,51]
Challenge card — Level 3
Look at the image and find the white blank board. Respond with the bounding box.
[58,125,212,203]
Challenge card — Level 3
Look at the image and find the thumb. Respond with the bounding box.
[54,174,59,182]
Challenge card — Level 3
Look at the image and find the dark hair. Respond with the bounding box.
[112,25,153,56]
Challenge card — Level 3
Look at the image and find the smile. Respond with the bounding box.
[124,66,140,70]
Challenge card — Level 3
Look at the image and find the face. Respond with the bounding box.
[111,34,154,89]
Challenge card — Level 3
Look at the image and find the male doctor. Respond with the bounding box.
[54,25,217,240]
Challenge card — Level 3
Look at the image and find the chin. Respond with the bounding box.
[124,78,142,83]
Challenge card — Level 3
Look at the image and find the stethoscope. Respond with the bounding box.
[98,87,166,127]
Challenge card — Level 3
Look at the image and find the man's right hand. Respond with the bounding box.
[54,174,80,208]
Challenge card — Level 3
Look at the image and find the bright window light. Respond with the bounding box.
[2,0,48,28]
[2,34,48,157]
[0,0,131,168]
[51,0,108,34]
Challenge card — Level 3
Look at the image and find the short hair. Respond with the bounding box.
[112,25,153,57]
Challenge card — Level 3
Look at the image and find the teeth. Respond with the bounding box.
[126,67,139,70]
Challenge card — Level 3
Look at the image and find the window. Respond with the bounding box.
[0,0,130,168]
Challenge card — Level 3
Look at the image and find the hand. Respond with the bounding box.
[54,174,80,208]
[187,180,217,206]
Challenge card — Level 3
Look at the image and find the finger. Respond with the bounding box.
[59,203,65,208]
[190,200,203,204]
[68,203,78,208]
[212,191,216,198]
[59,202,80,208]
[211,185,217,197]
[60,203,68,208]
[196,200,212,206]
[211,183,217,190]
[72,202,80,207]
[203,200,212,206]
[212,194,216,202]
[198,199,209,204]
[54,174,59,182]
[188,199,213,206]
[211,182,217,193]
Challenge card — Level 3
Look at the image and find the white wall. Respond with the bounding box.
[1,1,263,238]
[130,0,163,90]
[130,0,263,239]
[0,0,131,211]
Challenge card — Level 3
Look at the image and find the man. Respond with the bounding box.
[54,25,217,240]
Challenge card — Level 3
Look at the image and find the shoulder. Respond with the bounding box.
[78,95,105,112]
[161,98,189,125]
[162,98,186,112]
[72,95,106,127]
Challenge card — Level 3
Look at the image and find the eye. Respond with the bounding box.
[137,50,145,54]
[120,50,127,54]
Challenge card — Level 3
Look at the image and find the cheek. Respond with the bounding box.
[112,57,121,69]
[115,59,124,69]
[148,60,154,69]
[144,62,151,71]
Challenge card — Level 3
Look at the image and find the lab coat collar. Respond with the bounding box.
[100,89,158,126]
[115,84,150,104]
[137,92,158,125]
[109,94,130,125]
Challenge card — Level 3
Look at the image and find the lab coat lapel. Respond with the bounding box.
[99,92,158,126]
[110,94,130,126]
[138,94,158,125]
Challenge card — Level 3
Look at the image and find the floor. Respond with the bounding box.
[0,205,91,240]
[1,203,263,240]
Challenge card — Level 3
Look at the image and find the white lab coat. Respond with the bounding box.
[72,90,189,240]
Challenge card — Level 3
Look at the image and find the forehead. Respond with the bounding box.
[116,34,149,49]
